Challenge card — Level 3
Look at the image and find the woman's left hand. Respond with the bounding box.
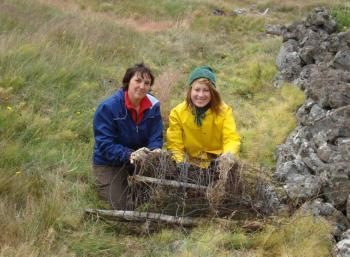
[130,147,150,164]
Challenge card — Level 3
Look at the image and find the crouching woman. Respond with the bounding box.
[92,63,163,210]
[166,66,240,169]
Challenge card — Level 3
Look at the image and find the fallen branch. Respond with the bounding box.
[130,175,207,190]
[85,209,199,226]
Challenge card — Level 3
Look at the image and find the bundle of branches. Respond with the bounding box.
[128,151,283,219]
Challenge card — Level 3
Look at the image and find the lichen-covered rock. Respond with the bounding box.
[341,229,350,240]
[274,159,310,182]
[300,198,349,237]
[276,39,302,82]
[347,194,350,221]
[265,23,284,36]
[334,239,350,257]
[296,100,327,126]
[310,105,350,141]
[274,8,350,245]
[333,50,350,71]
[283,174,322,203]
[306,69,350,109]
[282,21,306,42]
[322,164,350,209]
[305,7,337,34]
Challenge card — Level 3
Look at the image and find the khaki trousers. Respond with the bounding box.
[92,164,133,210]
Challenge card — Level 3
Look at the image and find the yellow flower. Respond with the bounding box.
[75,111,81,115]
[7,106,12,111]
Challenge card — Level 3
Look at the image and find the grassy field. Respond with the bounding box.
[1,0,349,256]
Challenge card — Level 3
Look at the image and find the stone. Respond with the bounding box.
[265,24,284,36]
[274,159,310,182]
[347,194,350,221]
[341,229,350,240]
[333,50,350,71]
[305,7,337,34]
[306,69,350,109]
[283,174,322,203]
[322,163,350,209]
[274,7,350,247]
[334,239,350,257]
[296,100,327,126]
[300,199,350,237]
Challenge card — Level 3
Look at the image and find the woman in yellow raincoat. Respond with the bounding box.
[166,66,240,169]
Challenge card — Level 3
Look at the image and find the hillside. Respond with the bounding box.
[1,0,349,256]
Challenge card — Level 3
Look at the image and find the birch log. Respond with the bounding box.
[130,175,207,190]
[85,209,199,226]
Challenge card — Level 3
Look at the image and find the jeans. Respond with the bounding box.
[92,164,133,210]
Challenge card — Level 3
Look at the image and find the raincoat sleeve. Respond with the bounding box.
[166,108,185,163]
[93,104,133,163]
[222,106,241,155]
[147,103,164,150]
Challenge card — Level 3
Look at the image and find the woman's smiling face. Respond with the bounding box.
[190,80,211,108]
[127,72,151,104]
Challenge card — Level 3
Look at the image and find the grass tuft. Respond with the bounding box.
[253,214,332,257]
[332,4,350,30]
[238,84,304,166]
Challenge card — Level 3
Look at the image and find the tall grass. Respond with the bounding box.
[0,0,346,256]
[332,3,350,30]
[253,214,332,257]
[237,84,305,166]
[75,0,198,21]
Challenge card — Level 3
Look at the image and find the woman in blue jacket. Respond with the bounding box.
[92,63,163,209]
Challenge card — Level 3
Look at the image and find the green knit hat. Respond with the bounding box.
[188,66,216,87]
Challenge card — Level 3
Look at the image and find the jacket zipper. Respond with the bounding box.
[135,111,139,133]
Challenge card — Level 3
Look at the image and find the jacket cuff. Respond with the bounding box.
[122,147,134,162]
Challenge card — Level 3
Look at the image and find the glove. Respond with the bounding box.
[130,147,150,164]
[176,162,190,171]
[218,152,235,160]
[151,148,163,154]
[216,152,236,168]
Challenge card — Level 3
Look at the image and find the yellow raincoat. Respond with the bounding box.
[166,101,240,168]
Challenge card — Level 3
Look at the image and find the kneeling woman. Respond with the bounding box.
[166,66,240,169]
[93,63,163,210]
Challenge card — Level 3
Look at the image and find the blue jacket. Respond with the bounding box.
[93,88,163,166]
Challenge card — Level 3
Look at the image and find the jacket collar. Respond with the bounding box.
[124,90,152,124]
[124,90,152,111]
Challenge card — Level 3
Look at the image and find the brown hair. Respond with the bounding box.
[186,78,222,114]
[122,62,155,90]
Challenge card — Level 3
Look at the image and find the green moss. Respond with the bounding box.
[332,5,350,30]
